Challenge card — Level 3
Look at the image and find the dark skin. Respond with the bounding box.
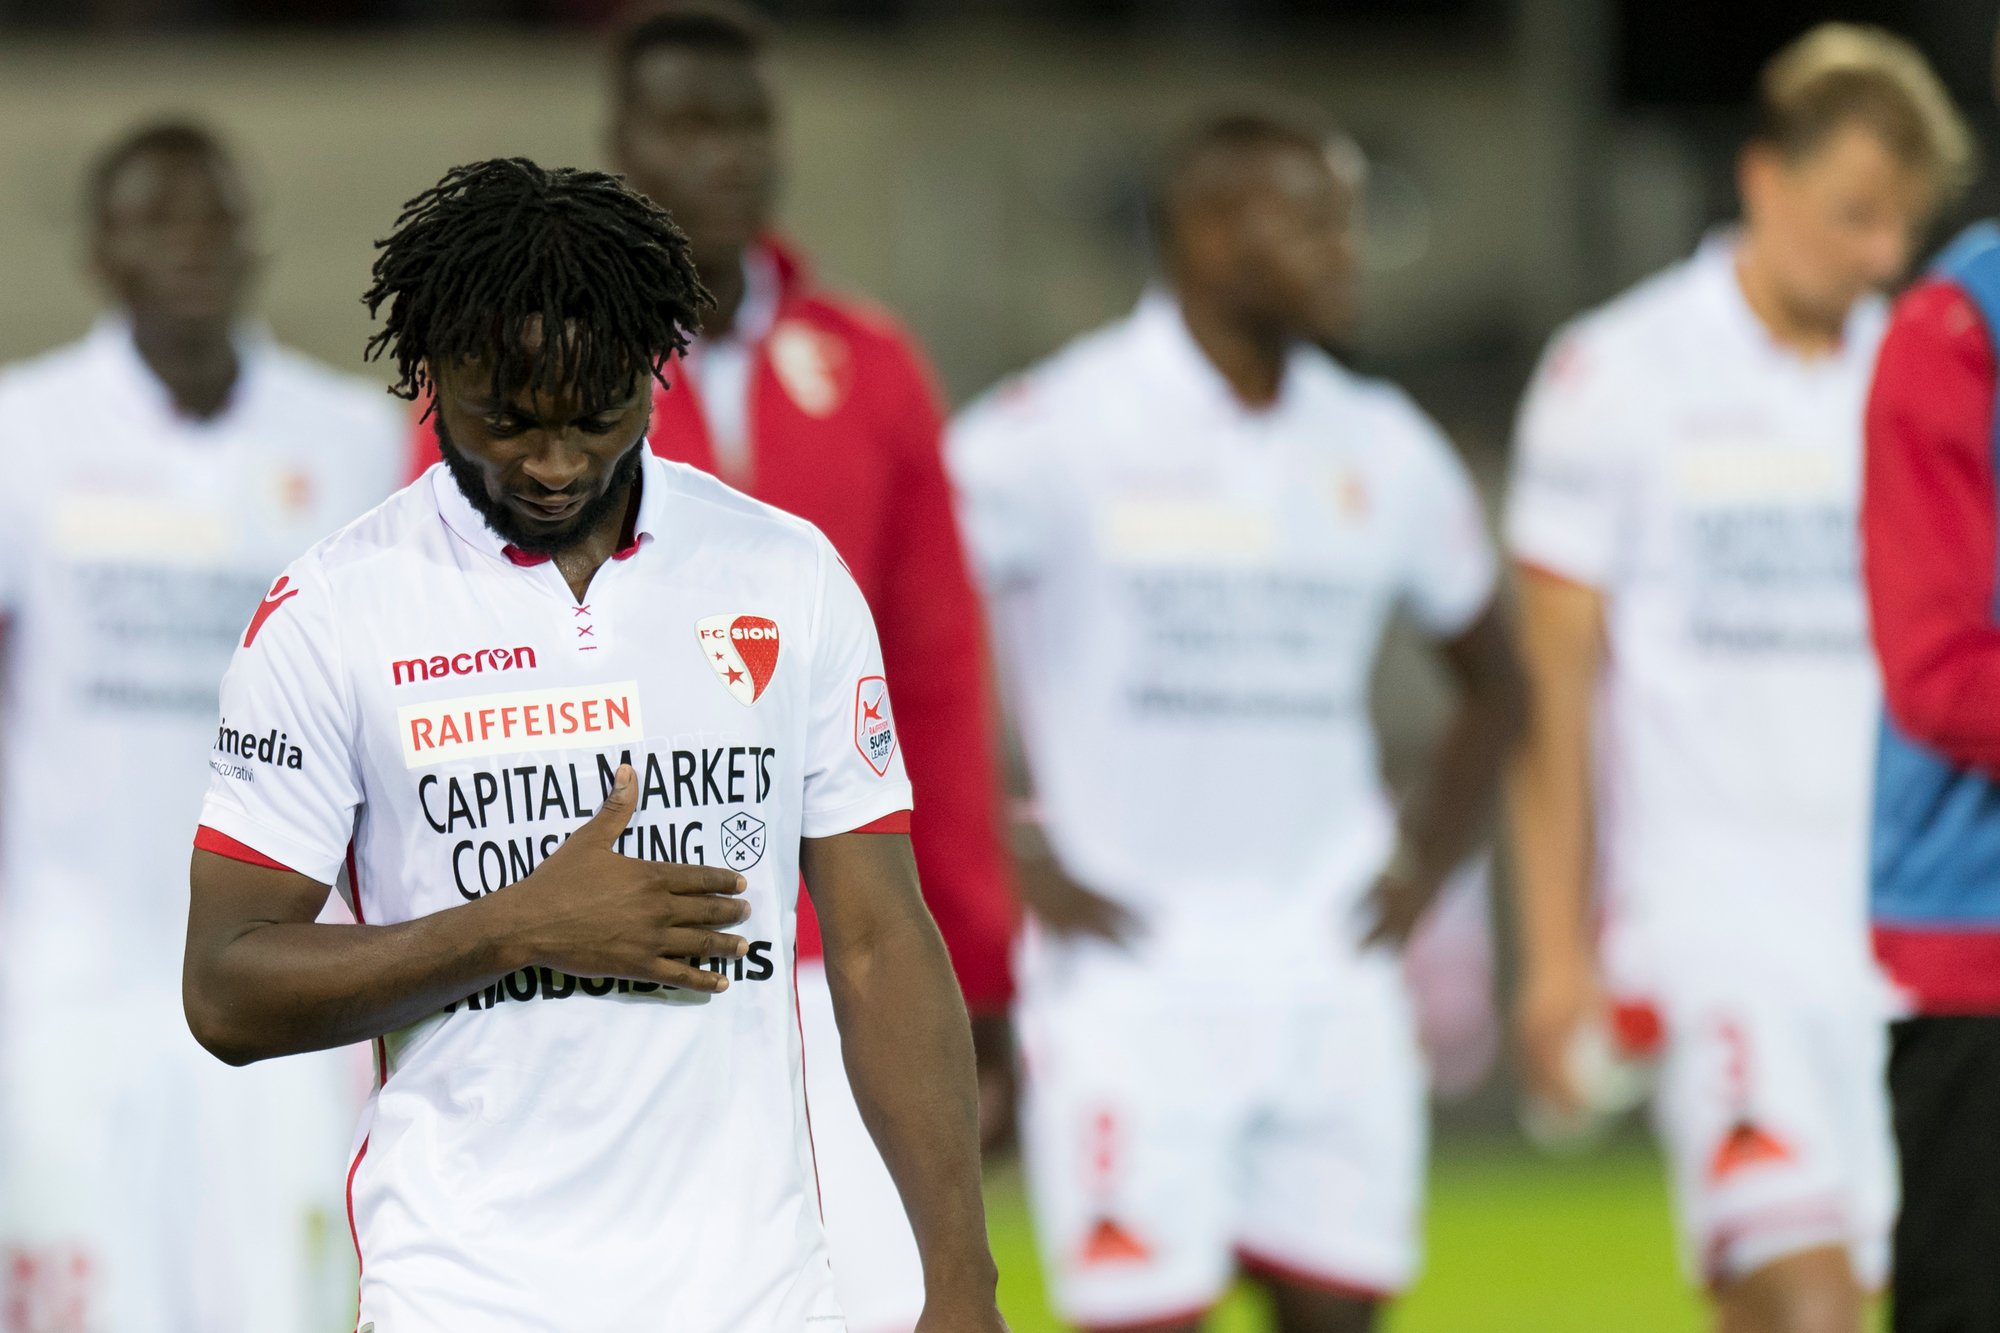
[93,145,257,420]
[612,35,1020,1143]
[184,357,1006,1331]
[1013,141,1525,1333]
[612,43,778,339]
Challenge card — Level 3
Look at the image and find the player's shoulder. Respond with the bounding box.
[285,475,443,587]
[1552,255,1708,369]
[954,314,1138,442]
[252,341,402,432]
[0,330,108,405]
[1294,347,1455,464]
[653,456,830,561]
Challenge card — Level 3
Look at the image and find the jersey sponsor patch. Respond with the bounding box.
[696,614,780,705]
[243,575,301,647]
[720,810,768,870]
[397,681,644,768]
[854,675,897,775]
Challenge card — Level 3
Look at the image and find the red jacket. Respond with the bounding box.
[1864,268,2000,1012]
[406,240,1013,1008]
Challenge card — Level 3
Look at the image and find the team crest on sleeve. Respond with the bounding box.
[853,676,898,775]
[696,615,781,705]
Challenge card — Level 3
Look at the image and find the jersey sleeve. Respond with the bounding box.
[1396,399,1499,636]
[947,380,1059,591]
[1505,328,1631,589]
[196,554,363,883]
[801,535,916,838]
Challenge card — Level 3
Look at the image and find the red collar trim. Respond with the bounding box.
[502,533,643,566]
[501,478,646,568]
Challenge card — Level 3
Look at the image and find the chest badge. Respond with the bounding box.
[696,614,781,705]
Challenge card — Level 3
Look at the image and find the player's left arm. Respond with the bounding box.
[797,529,1005,1331]
[1363,598,1525,946]
[1364,406,1527,947]
[803,830,1004,1330]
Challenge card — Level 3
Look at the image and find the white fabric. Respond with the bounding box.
[951,292,1486,1320]
[1646,972,1897,1288]
[1506,234,1886,979]
[687,248,781,486]
[197,451,911,1332]
[796,960,924,1333]
[950,291,1497,965]
[0,319,400,1333]
[1016,937,1425,1322]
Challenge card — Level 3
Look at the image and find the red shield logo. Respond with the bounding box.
[696,614,781,705]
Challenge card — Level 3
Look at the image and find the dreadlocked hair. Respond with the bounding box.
[363,157,711,412]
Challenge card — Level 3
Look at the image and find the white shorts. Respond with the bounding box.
[0,994,365,1333]
[1625,962,1897,1290]
[796,959,925,1333]
[1015,937,1426,1328]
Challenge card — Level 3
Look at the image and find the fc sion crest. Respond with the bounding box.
[696,614,781,705]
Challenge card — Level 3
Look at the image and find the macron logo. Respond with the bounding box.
[392,646,538,687]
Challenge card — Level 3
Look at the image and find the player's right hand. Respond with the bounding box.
[1515,960,1600,1114]
[492,764,751,993]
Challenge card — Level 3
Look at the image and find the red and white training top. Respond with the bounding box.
[196,450,912,1331]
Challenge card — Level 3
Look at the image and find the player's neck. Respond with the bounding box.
[1177,293,1286,409]
[696,247,748,342]
[550,472,642,603]
[1732,244,1844,359]
[129,316,240,420]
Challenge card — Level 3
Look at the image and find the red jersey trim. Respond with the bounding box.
[193,824,297,874]
[1873,925,2000,1013]
[849,810,912,835]
[1235,1246,1393,1303]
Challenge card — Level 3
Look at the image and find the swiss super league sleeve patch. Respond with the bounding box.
[853,675,897,775]
[696,614,781,705]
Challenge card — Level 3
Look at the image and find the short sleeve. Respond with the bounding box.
[1396,402,1499,636]
[947,379,1059,591]
[0,387,27,616]
[801,536,916,839]
[196,555,363,883]
[1504,329,1631,588]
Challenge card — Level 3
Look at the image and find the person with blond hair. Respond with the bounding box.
[1508,24,1971,1332]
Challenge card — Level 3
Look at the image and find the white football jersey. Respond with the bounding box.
[0,318,402,998]
[1506,234,1886,984]
[949,292,1496,968]
[196,452,913,1331]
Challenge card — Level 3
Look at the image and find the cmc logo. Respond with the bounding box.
[392,646,538,687]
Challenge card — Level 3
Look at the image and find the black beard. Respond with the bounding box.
[435,417,644,556]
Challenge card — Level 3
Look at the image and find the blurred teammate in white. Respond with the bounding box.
[951,111,1523,1333]
[1507,26,1970,1332]
[0,122,401,1333]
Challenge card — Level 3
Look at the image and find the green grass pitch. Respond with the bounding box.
[986,1140,1709,1332]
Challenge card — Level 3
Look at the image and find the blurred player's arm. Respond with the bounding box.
[1865,280,2000,771]
[871,341,1014,1010]
[185,767,749,1065]
[1505,568,1605,1111]
[803,830,1005,1331]
[1363,597,1525,947]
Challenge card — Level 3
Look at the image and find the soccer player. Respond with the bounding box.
[182,158,1004,1333]
[0,121,402,1333]
[1507,26,1968,1332]
[951,112,1523,1333]
[401,18,1014,1318]
[1864,22,2000,1330]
